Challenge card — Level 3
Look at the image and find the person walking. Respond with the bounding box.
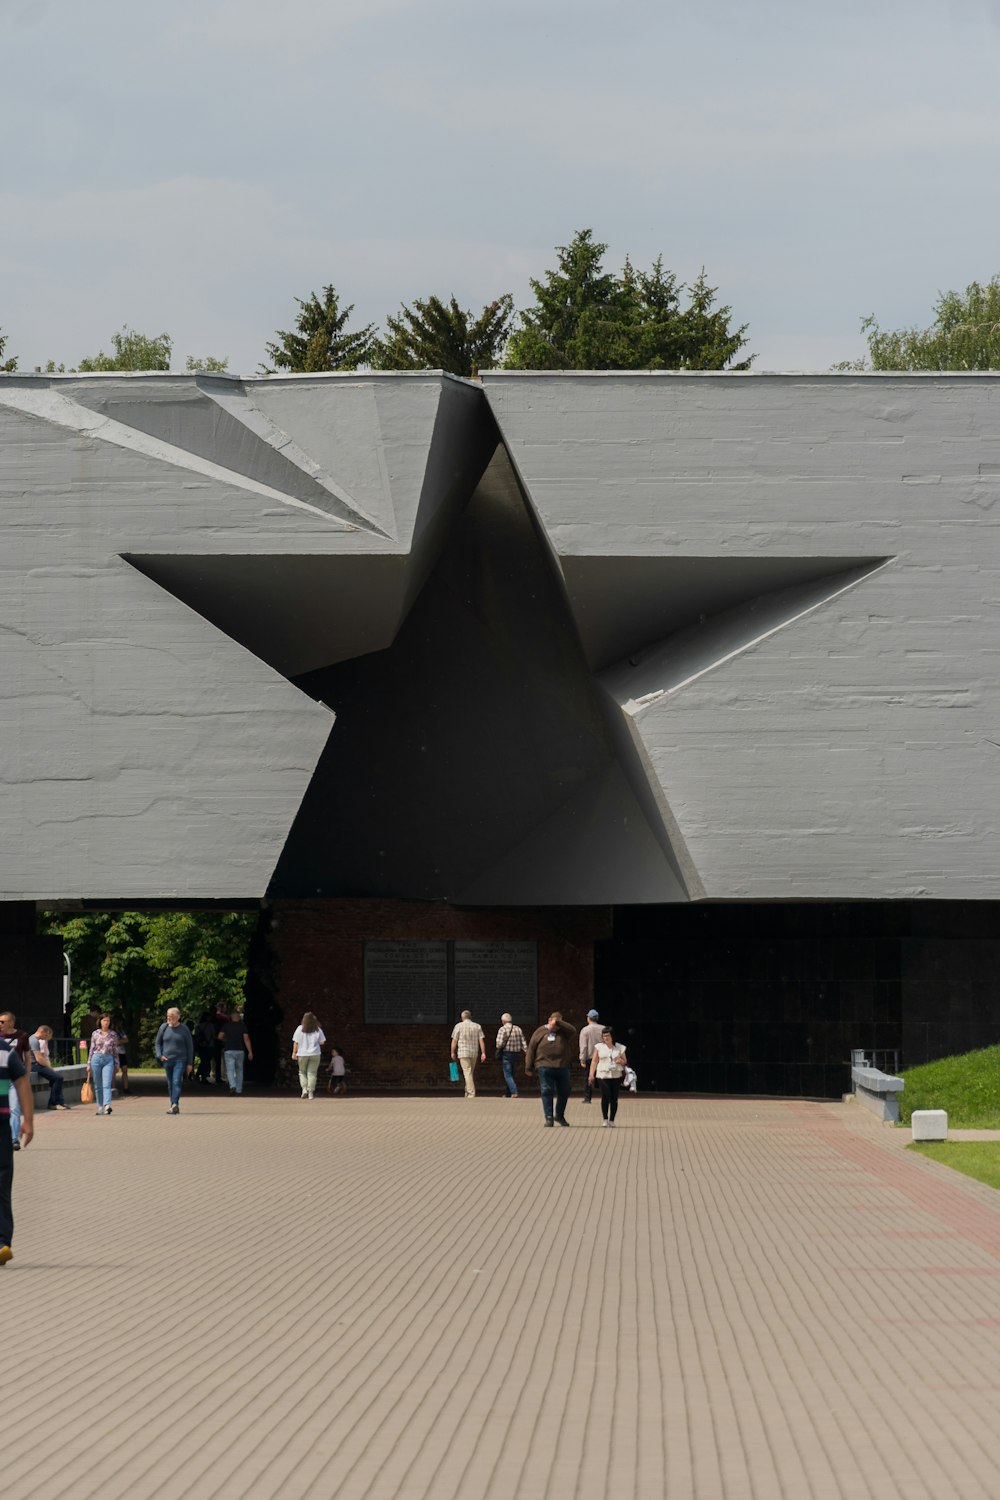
[0,1014,29,1148]
[0,1033,33,1266]
[218,1008,253,1096]
[113,1018,131,1095]
[524,1011,578,1127]
[87,1013,121,1116]
[291,1012,325,1099]
[579,1008,604,1105]
[327,1047,347,1096]
[156,1008,194,1115]
[495,1012,527,1098]
[450,1011,486,1098]
[28,1026,71,1110]
[194,1011,216,1084]
[588,1027,629,1127]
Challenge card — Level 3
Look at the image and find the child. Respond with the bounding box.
[328,1047,347,1096]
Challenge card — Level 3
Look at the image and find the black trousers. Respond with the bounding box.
[583,1061,595,1102]
[599,1077,622,1120]
[0,1120,13,1249]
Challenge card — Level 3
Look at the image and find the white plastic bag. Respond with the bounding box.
[623,1066,637,1093]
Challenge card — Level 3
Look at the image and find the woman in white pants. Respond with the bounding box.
[291,1013,326,1099]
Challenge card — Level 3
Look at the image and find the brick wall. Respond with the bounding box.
[265,900,611,1091]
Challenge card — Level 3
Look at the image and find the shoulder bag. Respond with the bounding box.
[494,1024,512,1063]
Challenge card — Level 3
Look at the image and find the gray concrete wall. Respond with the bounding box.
[3,369,999,904]
[0,372,488,900]
[484,372,1000,901]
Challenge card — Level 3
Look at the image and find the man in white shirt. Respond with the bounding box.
[450,1011,486,1098]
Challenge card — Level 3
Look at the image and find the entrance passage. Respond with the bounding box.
[597,900,1000,1097]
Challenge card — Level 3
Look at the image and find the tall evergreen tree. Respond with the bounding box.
[505,230,629,370]
[264,285,376,373]
[505,230,753,372]
[373,293,514,377]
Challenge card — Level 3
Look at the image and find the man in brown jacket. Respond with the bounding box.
[524,1011,578,1127]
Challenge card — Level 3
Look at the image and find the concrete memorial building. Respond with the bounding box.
[2,368,998,1094]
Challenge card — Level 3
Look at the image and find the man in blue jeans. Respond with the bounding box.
[524,1011,578,1128]
[155,1008,195,1115]
[218,1008,252,1095]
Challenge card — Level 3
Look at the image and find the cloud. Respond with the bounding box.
[0,176,546,373]
[383,71,1000,178]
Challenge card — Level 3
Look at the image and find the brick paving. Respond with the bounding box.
[10,1089,1000,1499]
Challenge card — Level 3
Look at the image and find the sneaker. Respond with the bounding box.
[54,1103,71,1111]
[308,1092,315,1099]
[602,1119,611,1127]
[609,1120,617,1128]
[229,1088,237,1096]
[301,1090,308,1099]
[0,1246,12,1267]
[105,1106,112,1115]
[544,1119,554,1127]
[11,1140,19,1150]
[556,1117,570,1127]
[172,1104,180,1114]
[95,1108,104,1116]
[166,1106,174,1114]
[583,1098,592,1104]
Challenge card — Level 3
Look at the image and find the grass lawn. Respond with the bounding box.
[899,1045,1000,1128]
[909,1141,1000,1191]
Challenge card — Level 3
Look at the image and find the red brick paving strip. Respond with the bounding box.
[8,1093,1000,1498]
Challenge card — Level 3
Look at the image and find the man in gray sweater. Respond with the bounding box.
[524,1012,578,1128]
[155,1008,195,1115]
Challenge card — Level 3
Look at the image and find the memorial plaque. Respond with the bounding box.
[453,941,537,1018]
[364,941,448,1023]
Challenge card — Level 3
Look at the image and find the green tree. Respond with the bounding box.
[39,909,255,1061]
[854,278,1000,370]
[373,293,514,377]
[185,354,229,373]
[628,260,752,370]
[505,229,754,371]
[505,230,628,370]
[78,326,173,372]
[264,285,376,373]
[0,329,17,373]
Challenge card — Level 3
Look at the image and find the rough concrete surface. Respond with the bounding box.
[11,1092,1000,1499]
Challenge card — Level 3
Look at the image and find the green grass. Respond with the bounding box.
[909,1141,1000,1190]
[899,1044,1000,1128]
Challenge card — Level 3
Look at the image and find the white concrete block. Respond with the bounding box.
[911,1109,948,1142]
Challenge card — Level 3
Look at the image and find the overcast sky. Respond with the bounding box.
[5,0,1000,374]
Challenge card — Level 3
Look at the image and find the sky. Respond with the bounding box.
[4,0,1000,374]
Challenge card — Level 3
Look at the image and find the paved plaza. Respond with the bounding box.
[10,1089,1000,1499]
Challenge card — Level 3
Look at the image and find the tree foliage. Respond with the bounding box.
[78,326,173,372]
[39,910,256,1061]
[264,285,377,373]
[855,278,1000,370]
[504,229,753,372]
[373,293,514,377]
[185,354,229,373]
[0,329,17,373]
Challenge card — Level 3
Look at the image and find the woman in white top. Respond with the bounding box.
[588,1027,628,1127]
[291,1012,326,1099]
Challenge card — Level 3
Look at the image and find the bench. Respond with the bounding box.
[851,1064,904,1124]
[29,1063,88,1108]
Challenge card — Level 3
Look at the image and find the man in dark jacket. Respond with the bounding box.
[524,1011,578,1127]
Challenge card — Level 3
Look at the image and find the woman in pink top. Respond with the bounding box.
[87,1014,121,1116]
